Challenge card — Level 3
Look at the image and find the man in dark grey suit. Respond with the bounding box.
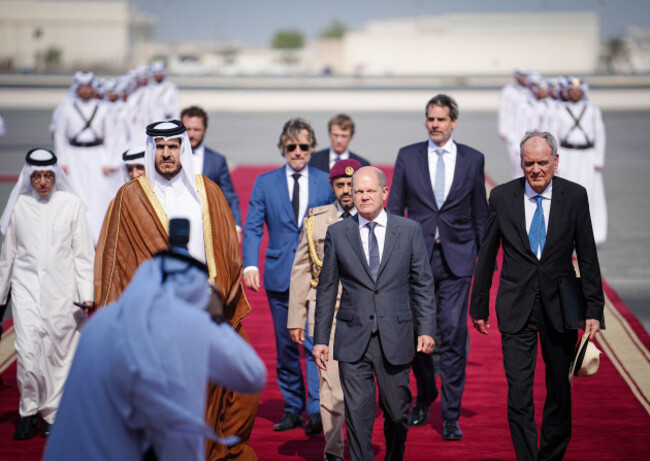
[314,166,436,461]
[470,131,603,460]
[309,114,370,172]
[181,106,242,231]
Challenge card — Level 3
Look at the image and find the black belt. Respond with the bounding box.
[69,138,104,147]
[560,141,594,150]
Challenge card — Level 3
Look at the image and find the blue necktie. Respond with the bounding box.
[334,155,341,163]
[366,222,380,280]
[529,195,546,258]
[434,148,445,209]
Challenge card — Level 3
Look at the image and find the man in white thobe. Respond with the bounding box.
[0,148,94,440]
[44,232,266,461]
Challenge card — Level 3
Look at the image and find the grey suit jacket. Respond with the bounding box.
[314,212,436,365]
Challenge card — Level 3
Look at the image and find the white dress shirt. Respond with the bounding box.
[358,209,388,265]
[153,171,206,263]
[427,138,457,204]
[191,143,205,175]
[328,148,350,171]
[285,164,309,226]
[524,179,552,259]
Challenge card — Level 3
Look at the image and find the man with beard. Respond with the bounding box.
[95,120,259,460]
[182,106,242,233]
[243,118,333,434]
[387,94,488,441]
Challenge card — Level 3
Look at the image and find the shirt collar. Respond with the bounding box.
[428,137,455,154]
[193,143,205,156]
[525,178,553,200]
[358,208,387,228]
[285,164,309,178]
[330,148,350,160]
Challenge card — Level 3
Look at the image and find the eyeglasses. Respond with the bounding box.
[285,144,310,153]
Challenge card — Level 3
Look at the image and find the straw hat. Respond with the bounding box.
[569,334,602,385]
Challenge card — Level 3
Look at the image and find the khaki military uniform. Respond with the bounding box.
[288,202,345,459]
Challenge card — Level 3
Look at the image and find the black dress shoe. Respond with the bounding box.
[325,454,344,461]
[13,415,39,440]
[409,401,429,426]
[41,422,52,438]
[304,413,323,435]
[442,419,463,441]
[273,412,302,431]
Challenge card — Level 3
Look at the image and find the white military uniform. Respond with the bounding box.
[555,86,607,243]
[0,157,94,424]
[499,80,529,179]
[149,63,180,122]
[54,94,113,243]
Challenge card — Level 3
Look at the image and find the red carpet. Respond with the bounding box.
[0,165,648,460]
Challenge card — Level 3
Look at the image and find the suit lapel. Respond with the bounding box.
[444,142,465,206]
[513,178,532,253]
[377,213,399,280]
[417,143,437,209]
[345,215,375,282]
[276,167,298,227]
[541,178,564,260]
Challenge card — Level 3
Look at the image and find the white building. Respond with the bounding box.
[0,0,155,71]
[330,11,600,76]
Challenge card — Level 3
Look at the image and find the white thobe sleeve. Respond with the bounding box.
[70,201,95,302]
[207,323,266,394]
[0,215,17,305]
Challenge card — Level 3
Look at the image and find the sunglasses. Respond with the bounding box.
[285,143,310,153]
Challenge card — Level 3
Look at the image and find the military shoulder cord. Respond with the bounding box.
[305,215,322,288]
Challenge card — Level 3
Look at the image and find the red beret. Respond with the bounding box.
[329,159,362,180]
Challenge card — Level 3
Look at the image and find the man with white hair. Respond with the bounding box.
[45,221,266,461]
[95,120,260,460]
[0,148,94,440]
[53,71,113,243]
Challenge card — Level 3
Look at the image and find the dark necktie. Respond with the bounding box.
[529,195,546,258]
[291,173,301,222]
[366,222,380,280]
[341,210,351,219]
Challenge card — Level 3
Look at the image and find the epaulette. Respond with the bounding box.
[308,204,332,217]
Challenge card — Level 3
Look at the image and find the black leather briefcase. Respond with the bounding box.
[558,276,606,330]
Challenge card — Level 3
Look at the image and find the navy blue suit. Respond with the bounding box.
[309,148,370,172]
[387,140,488,421]
[201,147,241,228]
[243,165,334,416]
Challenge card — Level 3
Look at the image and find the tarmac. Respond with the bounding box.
[0,83,648,333]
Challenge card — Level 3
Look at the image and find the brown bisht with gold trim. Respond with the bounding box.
[95,175,260,461]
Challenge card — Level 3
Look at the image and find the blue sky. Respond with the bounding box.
[123,0,650,45]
